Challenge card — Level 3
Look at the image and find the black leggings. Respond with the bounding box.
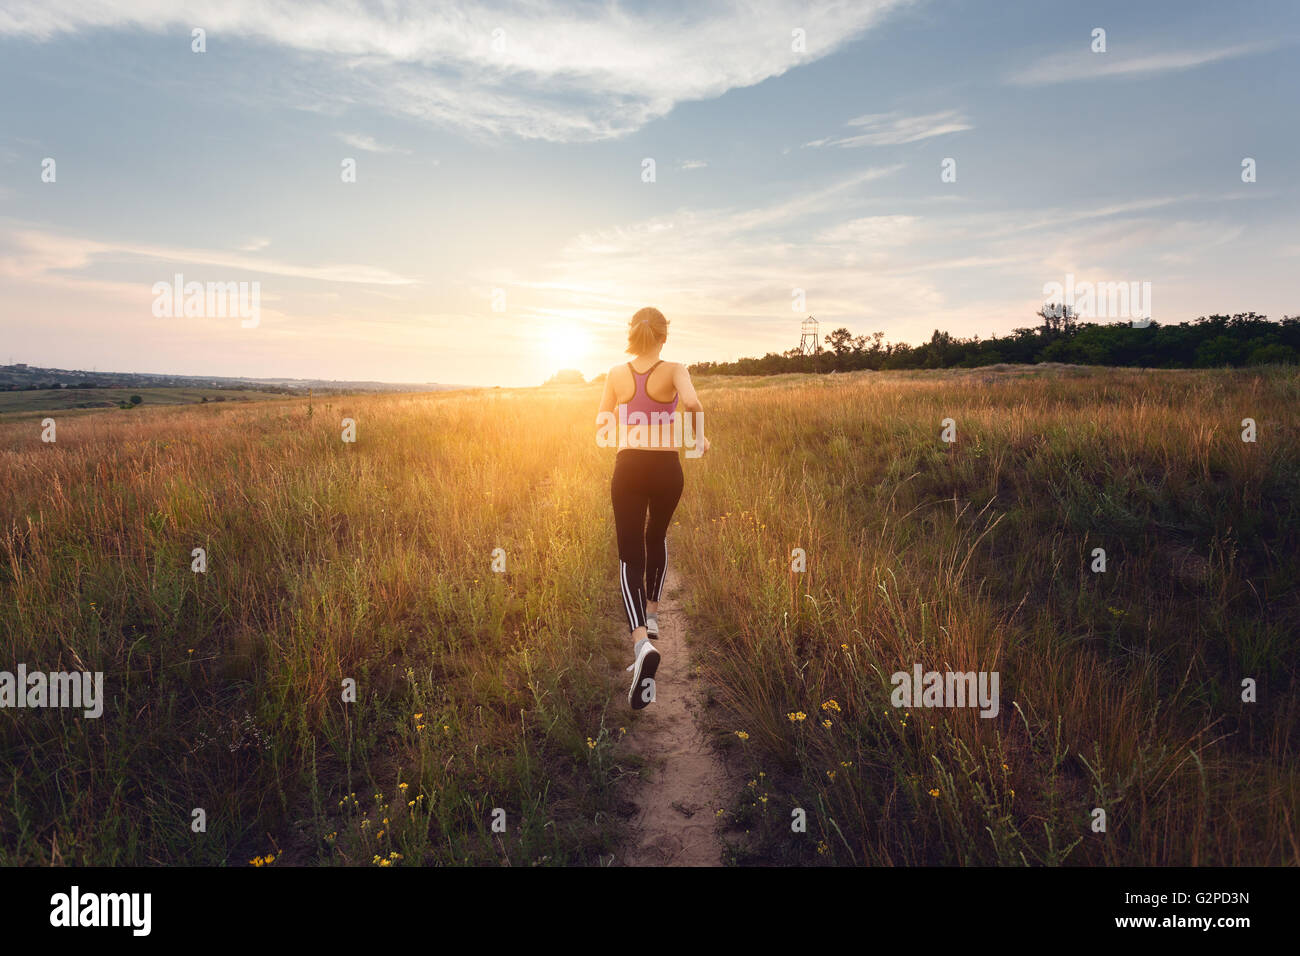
[611,449,684,632]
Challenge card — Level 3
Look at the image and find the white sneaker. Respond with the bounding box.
[646,613,659,639]
[626,638,660,709]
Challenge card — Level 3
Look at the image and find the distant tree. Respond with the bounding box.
[544,368,586,386]
[824,327,854,356]
[682,310,1296,376]
[129,395,143,405]
[1196,335,1245,367]
[1247,343,1297,365]
[1037,303,1080,336]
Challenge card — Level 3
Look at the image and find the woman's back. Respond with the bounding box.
[613,359,679,451]
[612,359,678,408]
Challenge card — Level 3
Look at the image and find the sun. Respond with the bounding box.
[540,319,592,369]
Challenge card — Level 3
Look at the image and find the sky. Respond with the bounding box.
[0,0,1297,387]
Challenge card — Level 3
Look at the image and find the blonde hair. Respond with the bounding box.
[626,307,669,355]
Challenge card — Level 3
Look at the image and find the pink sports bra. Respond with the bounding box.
[624,360,679,418]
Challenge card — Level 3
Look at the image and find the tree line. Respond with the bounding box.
[689,311,1300,376]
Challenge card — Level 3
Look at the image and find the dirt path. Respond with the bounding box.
[620,568,737,866]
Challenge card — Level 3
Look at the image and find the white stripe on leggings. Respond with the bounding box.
[618,560,635,627]
[652,538,667,601]
[618,556,644,632]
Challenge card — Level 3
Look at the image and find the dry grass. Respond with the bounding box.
[1,389,633,865]
[2,365,1296,866]
[679,365,1299,865]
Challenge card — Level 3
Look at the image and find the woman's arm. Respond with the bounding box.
[673,363,708,454]
[595,369,620,449]
[673,363,702,413]
[597,369,617,416]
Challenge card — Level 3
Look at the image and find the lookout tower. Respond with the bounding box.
[798,316,821,355]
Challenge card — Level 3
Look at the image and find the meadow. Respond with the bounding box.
[680,365,1299,865]
[1,388,628,865]
[0,387,296,419]
[1,365,1296,865]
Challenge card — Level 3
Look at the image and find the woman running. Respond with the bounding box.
[597,307,709,709]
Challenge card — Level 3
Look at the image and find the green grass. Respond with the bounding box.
[0,389,635,865]
[2,365,1296,866]
[678,364,1299,865]
[0,387,296,420]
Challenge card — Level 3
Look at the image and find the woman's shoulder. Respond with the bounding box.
[610,359,683,376]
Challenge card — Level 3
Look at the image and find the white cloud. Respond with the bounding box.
[0,227,415,286]
[0,0,911,142]
[500,176,1263,352]
[804,109,972,148]
[337,132,411,154]
[1007,41,1272,86]
[506,165,953,335]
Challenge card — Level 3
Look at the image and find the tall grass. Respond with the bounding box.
[677,365,1299,865]
[1,389,632,865]
[3,366,1296,866]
